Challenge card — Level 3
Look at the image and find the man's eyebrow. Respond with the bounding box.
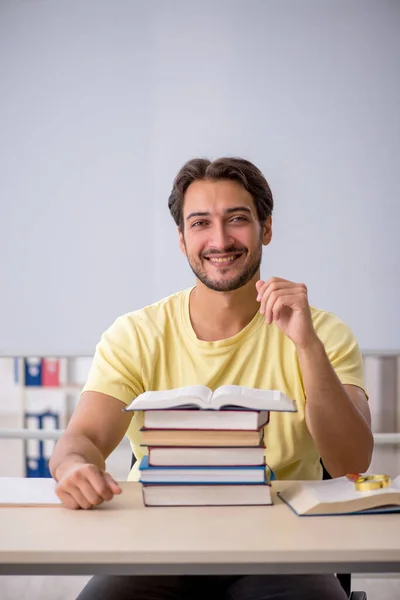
[225,206,252,215]
[186,211,210,221]
[185,206,252,221]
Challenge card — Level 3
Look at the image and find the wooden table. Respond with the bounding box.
[0,481,399,575]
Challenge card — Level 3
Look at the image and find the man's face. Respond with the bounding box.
[178,179,272,292]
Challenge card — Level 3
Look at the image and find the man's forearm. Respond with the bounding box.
[297,337,373,478]
[49,432,106,481]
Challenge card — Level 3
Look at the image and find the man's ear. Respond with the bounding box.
[262,216,273,246]
[178,227,187,256]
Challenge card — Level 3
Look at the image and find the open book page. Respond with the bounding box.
[305,476,400,504]
[0,477,61,506]
[211,385,296,412]
[125,385,212,411]
[279,475,400,515]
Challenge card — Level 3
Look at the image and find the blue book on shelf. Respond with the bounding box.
[24,357,42,386]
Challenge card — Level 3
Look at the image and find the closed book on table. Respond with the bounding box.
[139,456,267,484]
[148,446,266,467]
[142,483,272,507]
[140,428,264,447]
[143,409,270,431]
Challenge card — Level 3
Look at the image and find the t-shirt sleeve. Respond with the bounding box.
[81,315,144,405]
[314,311,368,398]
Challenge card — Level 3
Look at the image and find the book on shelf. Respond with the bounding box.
[138,456,267,484]
[142,483,272,507]
[125,384,296,413]
[278,475,400,516]
[0,477,61,507]
[140,428,264,447]
[147,446,266,467]
[142,409,270,430]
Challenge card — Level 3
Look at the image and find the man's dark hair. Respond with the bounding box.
[168,157,274,231]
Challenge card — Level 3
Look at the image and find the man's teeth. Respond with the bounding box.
[208,255,239,263]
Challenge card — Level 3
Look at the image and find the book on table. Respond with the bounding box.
[278,475,400,516]
[142,483,272,506]
[147,446,266,467]
[125,384,296,430]
[138,456,267,484]
[140,428,264,447]
[0,477,61,507]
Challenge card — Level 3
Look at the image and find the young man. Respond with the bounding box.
[50,157,373,600]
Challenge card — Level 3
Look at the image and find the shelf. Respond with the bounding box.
[22,385,83,392]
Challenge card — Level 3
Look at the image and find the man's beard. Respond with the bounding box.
[185,241,263,292]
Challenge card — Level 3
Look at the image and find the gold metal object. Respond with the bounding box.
[354,474,391,492]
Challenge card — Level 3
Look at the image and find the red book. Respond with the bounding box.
[41,358,60,387]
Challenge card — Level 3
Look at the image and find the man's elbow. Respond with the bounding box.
[326,432,374,478]
[344,426,374,473]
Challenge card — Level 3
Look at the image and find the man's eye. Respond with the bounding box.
[231,216,248,223]
[192,221,207,228]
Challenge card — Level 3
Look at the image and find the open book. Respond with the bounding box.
[125,385,296,412]
[278,475,400,516]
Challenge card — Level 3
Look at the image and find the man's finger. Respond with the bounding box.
[257,280,293,305]
[259,282,293,313]
[255,280,265,293]
[271,293,306,322]
[271,295,292,322]
[262,287,298,322]
[56,488,80,510]
[104,472,122,495]
[256,277,289,297]
[86,469,116,501]
[78,479,105,506]
[69,485,94,510]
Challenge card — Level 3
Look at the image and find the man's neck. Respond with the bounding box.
[189,278,260,342]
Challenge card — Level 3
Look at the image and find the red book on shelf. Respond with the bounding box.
[41,358,60,387]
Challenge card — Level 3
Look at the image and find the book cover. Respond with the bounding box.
[142,483,272,507]
[41,358,60,387]
[138,456,267,484]
[140,427,264,447]
[143,408,270,431]
[148,446,266,467]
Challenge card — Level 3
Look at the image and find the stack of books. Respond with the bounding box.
[124,384,296,507]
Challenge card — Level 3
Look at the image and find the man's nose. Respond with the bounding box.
[210,223,235,250]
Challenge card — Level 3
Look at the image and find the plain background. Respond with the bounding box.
[1,0,399,355]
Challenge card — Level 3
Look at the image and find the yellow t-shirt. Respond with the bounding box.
[82,287,367,481]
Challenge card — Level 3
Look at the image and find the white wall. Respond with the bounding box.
[1,0,399,355]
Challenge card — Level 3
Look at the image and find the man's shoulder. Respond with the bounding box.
[310,305,357,346]
[310,305,344,327]
[117,288,191,329]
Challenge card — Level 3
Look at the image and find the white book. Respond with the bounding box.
[0,477,61,507]
[278,475,400,516]
[142,483,272,506]
[125,385,296,412]
[148,446,266,467]
[143,409,270,431]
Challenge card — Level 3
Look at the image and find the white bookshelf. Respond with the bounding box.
[9,357,91,477]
